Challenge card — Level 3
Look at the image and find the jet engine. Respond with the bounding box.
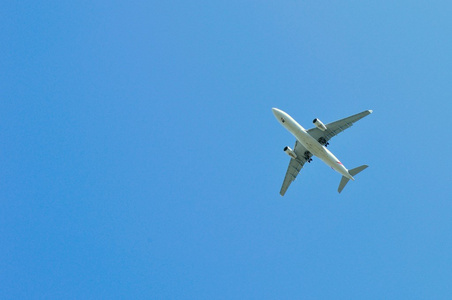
[313,118,327,131]
[283,146,297,159]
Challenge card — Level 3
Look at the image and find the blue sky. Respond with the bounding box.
[2,1,452,299]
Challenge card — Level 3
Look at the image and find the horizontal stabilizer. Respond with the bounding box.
[349,165,368,176]
[338,165,368,193]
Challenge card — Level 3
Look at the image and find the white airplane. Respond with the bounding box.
[272,108,373,195]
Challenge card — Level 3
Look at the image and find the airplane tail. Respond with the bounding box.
[338,165,368,193]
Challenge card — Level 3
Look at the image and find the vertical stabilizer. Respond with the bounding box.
[338,176,350,193]
[337,165,368,193]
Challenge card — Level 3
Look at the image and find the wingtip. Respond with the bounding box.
[368,109,373,113]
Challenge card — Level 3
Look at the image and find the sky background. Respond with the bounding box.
[2,1,452,299]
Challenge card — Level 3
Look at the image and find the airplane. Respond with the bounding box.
[272,108,373,195]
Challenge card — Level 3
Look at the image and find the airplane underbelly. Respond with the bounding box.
[288,125,344,171]
[295,131,325,157]
[297,133,348,174]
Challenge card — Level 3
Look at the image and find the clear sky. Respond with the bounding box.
[2,1,452,299]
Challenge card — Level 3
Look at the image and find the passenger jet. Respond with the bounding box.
[272,108,372,195]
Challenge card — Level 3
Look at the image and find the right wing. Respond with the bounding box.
[307,110,373,145]
[280,141,311,196]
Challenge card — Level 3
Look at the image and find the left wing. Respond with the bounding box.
[280,141,312,196]
[307,110,372,145]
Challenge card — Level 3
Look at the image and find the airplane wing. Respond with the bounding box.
[280,141,312,196]
[307,110,372,145]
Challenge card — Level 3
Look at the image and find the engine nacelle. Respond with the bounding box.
[283,146,297,159]
[313,118,327,131]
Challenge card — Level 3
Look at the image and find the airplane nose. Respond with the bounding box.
[272,107,280,116]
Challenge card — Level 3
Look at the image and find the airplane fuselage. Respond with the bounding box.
[272,108,355,181]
